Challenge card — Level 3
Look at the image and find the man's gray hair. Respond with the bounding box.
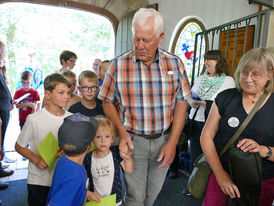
[132,8,163,37]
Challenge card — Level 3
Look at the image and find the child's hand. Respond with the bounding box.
[120,144,132,161]
[27,102,36,110]
[86,191,102,203]
[56,147,64,158]
[33,154,48,170]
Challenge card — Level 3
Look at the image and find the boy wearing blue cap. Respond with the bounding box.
[46,113,99,206]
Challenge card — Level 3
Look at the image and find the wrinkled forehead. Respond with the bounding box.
[243,63,267,73]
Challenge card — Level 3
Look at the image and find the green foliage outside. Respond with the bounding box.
[0,2,115,94]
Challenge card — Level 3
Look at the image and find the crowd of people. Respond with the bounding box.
[0,7,273,206]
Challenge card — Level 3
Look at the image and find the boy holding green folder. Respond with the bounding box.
[15,73,72,206]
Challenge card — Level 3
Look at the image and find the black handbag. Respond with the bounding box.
[226,142,262,206]
[187,91,269,199]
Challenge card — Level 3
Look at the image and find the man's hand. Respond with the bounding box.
[157,142,176,168]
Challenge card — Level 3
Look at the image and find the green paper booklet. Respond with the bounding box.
[37,131,58,169]
[85,194,116,206]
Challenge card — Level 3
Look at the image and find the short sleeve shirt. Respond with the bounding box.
[13,87,40,122]
[68,101,104,117]
[214,89,274,180]
[98,49,191,134]
[46,155,87,206]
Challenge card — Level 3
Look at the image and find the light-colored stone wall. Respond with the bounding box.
[267,10,274,47]
[148,0,259,50]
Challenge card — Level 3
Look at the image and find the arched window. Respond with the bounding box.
[170,18,207,84]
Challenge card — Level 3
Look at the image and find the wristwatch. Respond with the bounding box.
[265,146,272,159]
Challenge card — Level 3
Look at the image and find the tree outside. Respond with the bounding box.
[0,2,115,94]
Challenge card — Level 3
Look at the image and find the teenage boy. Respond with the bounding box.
[14,70,40,130]
[68,70,104,117]
[59,50,77,72]
[46,113,99,206]
[15,73,72,206]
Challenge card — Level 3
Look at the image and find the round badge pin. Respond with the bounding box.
[228,117,239,128]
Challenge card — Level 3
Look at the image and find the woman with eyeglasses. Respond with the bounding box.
[201,48,274,206]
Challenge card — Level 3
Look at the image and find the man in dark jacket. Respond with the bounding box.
[0,40,14,190]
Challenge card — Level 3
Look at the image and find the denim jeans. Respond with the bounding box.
[124,133,170,206]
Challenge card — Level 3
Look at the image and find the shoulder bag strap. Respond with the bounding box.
[191,85,214,121]
[220,91,269,156]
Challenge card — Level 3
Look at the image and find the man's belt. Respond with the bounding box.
[128,126,171,140]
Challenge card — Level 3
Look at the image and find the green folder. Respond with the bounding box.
[85,194,116,206]
[37,131,58,169]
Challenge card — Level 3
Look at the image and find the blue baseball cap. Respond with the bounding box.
[58,113,99,155]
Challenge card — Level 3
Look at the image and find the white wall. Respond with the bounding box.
[148,0,258,50]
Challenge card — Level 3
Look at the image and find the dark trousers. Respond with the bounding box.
[0,109,10,169]
[27,184,50,206]
[170,145,180,171]
[19,121,25,130]
[189,120,205,165]
[0,109,10,152]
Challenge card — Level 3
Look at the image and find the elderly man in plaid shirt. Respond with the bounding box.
[98,8,191,206]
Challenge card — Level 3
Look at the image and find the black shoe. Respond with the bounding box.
[0,181,8,190]
[0,169,14,178]
[169,170,178,179]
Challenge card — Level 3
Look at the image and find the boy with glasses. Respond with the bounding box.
[69,70,104,117]
[14,70,40,130]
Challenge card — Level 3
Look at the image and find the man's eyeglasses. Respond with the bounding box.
[68,59,76,63]
[80,86,98,92]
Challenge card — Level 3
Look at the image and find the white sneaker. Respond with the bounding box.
[1,164,9,169]
[3,156,17,163]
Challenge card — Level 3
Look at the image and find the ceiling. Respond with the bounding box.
[0,0,150,31]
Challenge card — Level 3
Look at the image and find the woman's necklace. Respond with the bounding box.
[245,93,262,104]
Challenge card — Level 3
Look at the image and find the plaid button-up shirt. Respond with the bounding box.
[98,48,191,135]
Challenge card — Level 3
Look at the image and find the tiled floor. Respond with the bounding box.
[1,152,28,182]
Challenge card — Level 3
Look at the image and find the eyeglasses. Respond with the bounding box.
[21,80,31,85]
[240,71,265,81]
[68,59,76,63]
[80,86,98,92]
